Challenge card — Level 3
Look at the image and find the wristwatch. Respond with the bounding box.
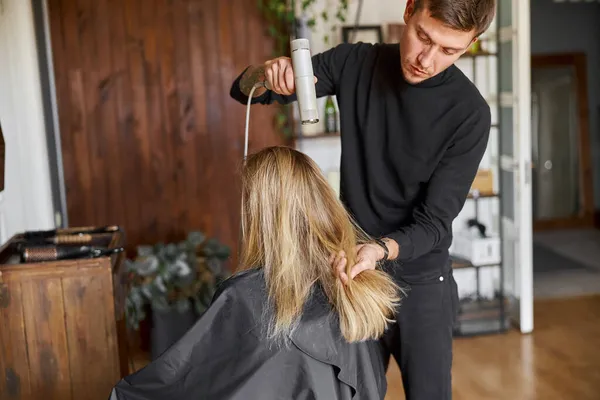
[373,238,389,262]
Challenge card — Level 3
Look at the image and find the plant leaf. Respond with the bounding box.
[136,245,154,257]
[187,231,205,247]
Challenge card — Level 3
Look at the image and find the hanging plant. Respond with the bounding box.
[257,0,349,138]
[258,0,350,55]
[304,0,350,46]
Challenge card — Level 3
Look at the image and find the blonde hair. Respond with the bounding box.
[239,146,401,343]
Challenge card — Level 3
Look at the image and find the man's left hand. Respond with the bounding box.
[332,243,384,284]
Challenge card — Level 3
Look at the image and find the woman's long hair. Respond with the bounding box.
[239,146,401,343]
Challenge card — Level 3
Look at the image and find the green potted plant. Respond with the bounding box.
[124,231,231,360]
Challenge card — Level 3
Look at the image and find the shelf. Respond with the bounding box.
[454,317,509,337]
[293,124,496,141]
[458,296,509,317]
[460,50,497,58]
[293,132,340,140]
[453,297,509,337]
[467,192,499,199]
[451,255,500,269]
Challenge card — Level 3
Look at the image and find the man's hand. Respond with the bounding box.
[239,57,317,97]
[331,243,385,285]
[264,57,296,95]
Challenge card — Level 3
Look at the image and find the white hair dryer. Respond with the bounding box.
[290,38,319,125]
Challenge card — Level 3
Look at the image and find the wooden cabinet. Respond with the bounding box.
[0,228,129,400]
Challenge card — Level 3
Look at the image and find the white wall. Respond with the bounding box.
[0,0,55,243]
[295,0,501,299]
[297,0,407,55]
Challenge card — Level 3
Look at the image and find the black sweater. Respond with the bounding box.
[230,43,491,283]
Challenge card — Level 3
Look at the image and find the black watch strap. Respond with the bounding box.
[373,238,389,261]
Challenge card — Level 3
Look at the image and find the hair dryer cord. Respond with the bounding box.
[244,82,267,160]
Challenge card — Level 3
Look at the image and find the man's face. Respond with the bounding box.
[400,0,476,84]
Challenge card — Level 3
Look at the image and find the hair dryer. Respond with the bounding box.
[290,38,319,125]
[243,38,319,159]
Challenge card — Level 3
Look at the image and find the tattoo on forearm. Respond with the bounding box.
[240,65,266,97]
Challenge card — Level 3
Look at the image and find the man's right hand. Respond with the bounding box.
[239,57,317,97]
[264,57,296,95]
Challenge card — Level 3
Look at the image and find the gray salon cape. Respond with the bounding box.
[108,269,388,399]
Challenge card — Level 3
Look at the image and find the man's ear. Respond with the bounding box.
[463,36,478,52]
[458,36,478,57]
[403,0,416,24]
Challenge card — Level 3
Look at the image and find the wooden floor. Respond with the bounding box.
[132,295,600,399]
[385,295,600,399]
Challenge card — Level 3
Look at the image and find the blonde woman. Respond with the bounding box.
[109,146,402,400]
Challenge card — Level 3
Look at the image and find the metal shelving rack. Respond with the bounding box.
[451,19,509,337]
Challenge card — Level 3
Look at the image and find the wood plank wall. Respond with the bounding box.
[47,0,286,264]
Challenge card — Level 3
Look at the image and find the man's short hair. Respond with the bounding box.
[413,0,496,37]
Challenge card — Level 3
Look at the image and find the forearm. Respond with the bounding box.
[230,66,294,106]
[239,65,267,97]
[385,217,449,262]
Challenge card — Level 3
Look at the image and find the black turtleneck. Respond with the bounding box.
[230,42,491,283]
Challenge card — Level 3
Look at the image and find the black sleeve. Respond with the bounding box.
[229,42,359,106]
[386,105,492,262]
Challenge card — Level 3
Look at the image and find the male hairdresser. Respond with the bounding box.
[230,0,496,398]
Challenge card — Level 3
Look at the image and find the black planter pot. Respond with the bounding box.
[150,305,198,360]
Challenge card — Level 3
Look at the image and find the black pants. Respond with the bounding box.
[380,269,459,400]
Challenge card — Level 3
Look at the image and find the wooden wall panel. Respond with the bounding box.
[47,0,286,264]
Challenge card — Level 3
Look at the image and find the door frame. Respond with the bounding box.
[31,0,68,228]
[498,0,533,334]
[516,0,533,334]
[530,52,594,231]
